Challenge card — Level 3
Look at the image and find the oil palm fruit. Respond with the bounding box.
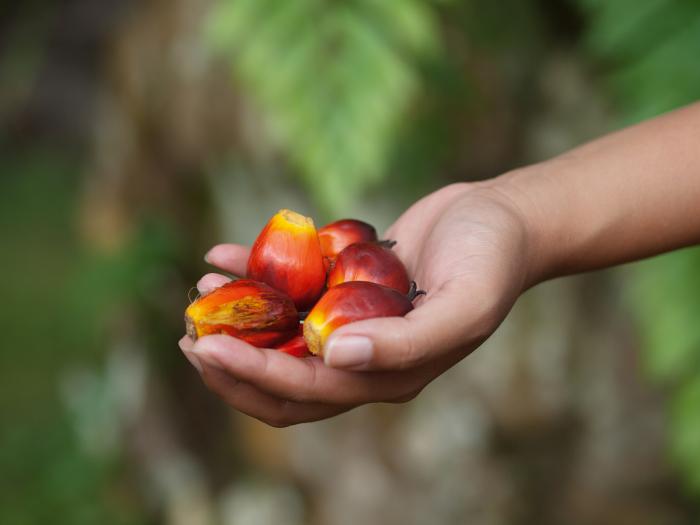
[274,327,311,357]
[318,219,378,260]
[303,281,424,355]
[247,209,326,310]
[185,280,299,348]
[327,241,410,294]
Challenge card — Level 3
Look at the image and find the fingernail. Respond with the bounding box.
[324,335,373,369]
[204,251,211,264]
[183,351,203,373]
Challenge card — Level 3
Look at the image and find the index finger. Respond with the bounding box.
[189,334,427,405]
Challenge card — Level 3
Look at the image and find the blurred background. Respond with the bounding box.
[2,0,700,523]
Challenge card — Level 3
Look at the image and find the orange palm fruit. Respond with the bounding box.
[318,219,378,260]
[247,209,326,310]
[185,280,299,348]
[326,241,410,294]
[303,281,424,355]
[274,328,311,358]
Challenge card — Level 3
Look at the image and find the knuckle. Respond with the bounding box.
[395,330,427,371]
[263,400,297,428]
[263,406,292,428]
[199,367,218,391]
[258,349,273,379]
[291,360,319,403]
[264,416,291,428]
[389,387,423,404]
[284,391,309,404]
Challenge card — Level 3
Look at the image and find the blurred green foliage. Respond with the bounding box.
[577,0,700,497]
[205,0,546,217]
[0,151,152,525]
[206,0,441,215]
[2,0,700,522]
[578,0,700,122]
[629,249,700,495]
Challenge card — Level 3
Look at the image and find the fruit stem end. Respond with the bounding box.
[407,281,427,302]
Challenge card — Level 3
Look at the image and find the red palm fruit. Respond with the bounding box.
[247,209,326,310]
[327,241,410,294]
[185,280,299,348]
[274,327,311,358]
[318,219,378,260]
[303,281,424,355]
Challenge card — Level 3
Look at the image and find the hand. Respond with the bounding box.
[179,180,537,426]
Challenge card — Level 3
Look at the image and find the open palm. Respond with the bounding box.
[180,181,533,426]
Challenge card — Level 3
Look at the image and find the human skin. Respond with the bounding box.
[179,102,700,427]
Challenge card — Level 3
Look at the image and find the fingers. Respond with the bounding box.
[323,279,498,371]
[179,335,194,351]
[204,244,251,276]
[180,335,353,425]
[179,335,202,372]
[199,365,353,427]
[196,273,231,295]
[188,334,427,405]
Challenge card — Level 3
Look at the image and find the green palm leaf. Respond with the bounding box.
[206,0,440,214]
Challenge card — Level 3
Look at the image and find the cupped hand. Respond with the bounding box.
[179,180,538,426]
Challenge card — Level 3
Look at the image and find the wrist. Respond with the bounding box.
[482,163,571,288]
[479,104,700,288]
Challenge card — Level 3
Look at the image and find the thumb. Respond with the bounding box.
[322,284,498,371]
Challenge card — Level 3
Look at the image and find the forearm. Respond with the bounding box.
[497,101,700,284]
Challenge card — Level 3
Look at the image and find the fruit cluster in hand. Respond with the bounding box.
[185,210,424,358]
